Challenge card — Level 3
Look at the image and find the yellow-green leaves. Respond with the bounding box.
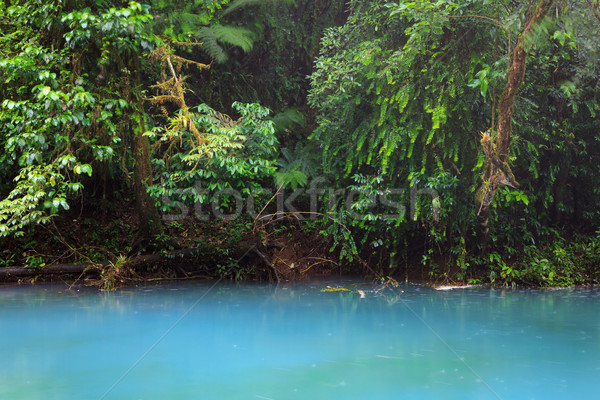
[427,105,447,132]
[73,164,92,176]
[0,165,74,237]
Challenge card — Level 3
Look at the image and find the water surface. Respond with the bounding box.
[1,281,599,399]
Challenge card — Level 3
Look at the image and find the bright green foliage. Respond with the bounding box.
[0,0,281,237]
[274,142,320,190]
[307,0,500,267]
[309,0,501,180]
[308,0,600,277]
[153,0,231,28]
[0,165,80,236]
[1,0,599,286]
[489,231,600,287]
[0,1,155,236]
[147,101,279,209]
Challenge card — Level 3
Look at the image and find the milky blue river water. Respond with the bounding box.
[0,280,599,399]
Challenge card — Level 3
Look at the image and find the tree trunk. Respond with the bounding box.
[477,207,491,254]
[476,0,556,252]
[132,116,163,244]
[128,53,163,246]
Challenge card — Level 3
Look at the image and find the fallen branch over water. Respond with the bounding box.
[0,241,281,285]
[0,248,214,282]
[0,262,106,279]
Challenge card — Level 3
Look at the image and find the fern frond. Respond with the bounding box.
[197,27,228,63]
[273,108,306,132]
[211,25,255,53]
[274,170,308,190]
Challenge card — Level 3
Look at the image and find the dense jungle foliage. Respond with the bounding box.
[1,0,599,288]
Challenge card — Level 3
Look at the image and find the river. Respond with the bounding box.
[1,280,598,399]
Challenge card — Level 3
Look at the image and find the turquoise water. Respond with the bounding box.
[0,281,599,400]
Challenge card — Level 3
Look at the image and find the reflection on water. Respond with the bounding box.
[1,281,599,399]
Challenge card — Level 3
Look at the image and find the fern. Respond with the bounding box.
[197,25,255,63]
[272,108,306,133]
[274,142,320,189]
[197,27,228,63]
[274,170,308,190]
[211,25,255,53]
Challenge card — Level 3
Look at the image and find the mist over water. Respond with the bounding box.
[1,281,599,399]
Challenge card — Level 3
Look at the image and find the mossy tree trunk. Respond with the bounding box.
[132,116,163,243]
[128,54,163,246]
[476,0,557,252]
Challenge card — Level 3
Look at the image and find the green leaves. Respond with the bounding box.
[427,105,447,131]
[0,165,77,237]
[73,164,92,176]
[148,101,279,206]
[62,2,154,50]
[309,0,483,182]
[197,25,256,63]
[467,69,490,98]
[467,60,505,100]
[559,80,576,98]
[274,170,308,190]
[0,0,158,237]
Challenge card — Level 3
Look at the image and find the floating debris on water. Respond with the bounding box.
[433,285,475,291]
[321,286,351,292]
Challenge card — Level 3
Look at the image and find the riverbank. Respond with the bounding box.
[1,202,599,290]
